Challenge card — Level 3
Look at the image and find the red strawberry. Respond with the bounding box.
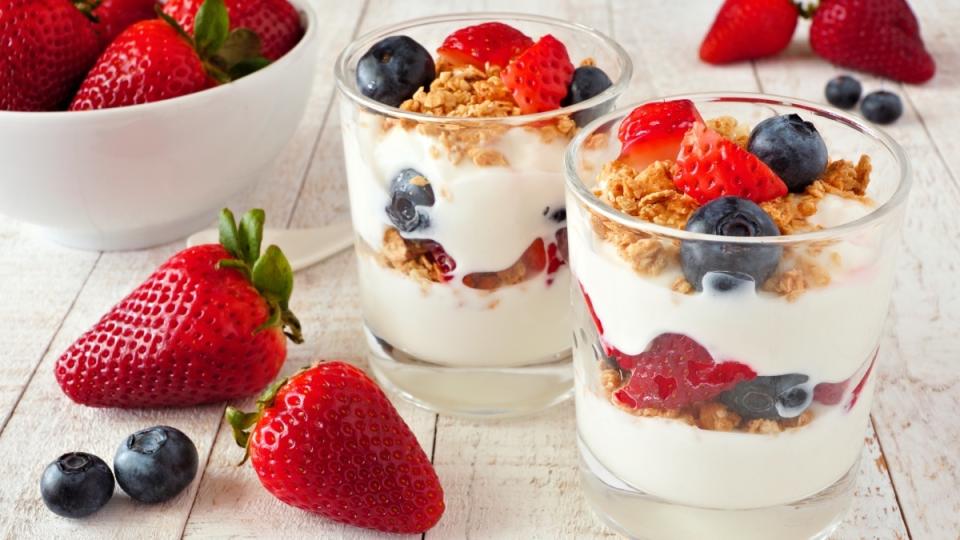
[88,0,158,45]
[612,334,756,410]
[699,0,799,64]
[617,99,702,170]
[579,284,604,335]
[810,0,935,84]
[163,0,303,60]
[226,362,445,533]
[55,209,303,408]
[812,379,848,405]
[0,0,101,111]
[501,34,574,114]
[672,121,788,204]
[70,0,270,110]
[437,22,534,69]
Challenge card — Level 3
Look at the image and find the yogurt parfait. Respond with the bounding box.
[565,95,910,538]
[334,14,631,416]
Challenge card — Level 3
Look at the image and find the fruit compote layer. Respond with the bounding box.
[571,114,891,509]
[342,61,580,367]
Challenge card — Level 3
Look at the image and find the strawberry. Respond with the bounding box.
[55,209,303,408]
[699,0,799,64]
[809,0,935,84]
[437,22,534,69]
[612,334,756,410]
[88,0,158,45]
[672,120,788,204]
[813,350,877,408]
[69,0,270,110]
[163,0,303,60]
[0,0,101,111]
[501,34,574,114]
[617,99,702,171]
[226,362,445,533]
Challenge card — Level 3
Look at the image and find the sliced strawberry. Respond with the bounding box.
[813,379,848,405]
[612,334,756,410]
[437,22,533,69]
[672,121,788,204]
[501,34,574,114]
[579,283,604,335]
[617,100,702,170]
[700,0,799,64]
[847,353,876,410]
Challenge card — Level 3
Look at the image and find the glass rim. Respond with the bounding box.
[564,92,912,245]
[334,12,633,125]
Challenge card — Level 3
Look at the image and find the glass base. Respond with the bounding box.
[365,327,573,418]
[578,436,854,540]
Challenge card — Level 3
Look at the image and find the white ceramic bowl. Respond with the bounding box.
[0,0,318,251]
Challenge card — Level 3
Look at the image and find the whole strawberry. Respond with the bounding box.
[70,0,270,111]
[88,0,158,45]
[226,362,445,534]
[810,0,935,83]
[55,209,303,408]
[700,0,799,64]
[0,0,101,111]
[163,0,303,60]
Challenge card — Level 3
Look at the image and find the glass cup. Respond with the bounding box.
[334,14,631,417]
[564,94,910,539]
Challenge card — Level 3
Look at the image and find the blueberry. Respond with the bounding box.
[680,197,782,291]
[702,271,753,293]
[114,426,198,504]
[861,90,903,125]
[825,75,862,109]
[550,208,566,223]
[748,114,828,193]
[562,66,614,126]
[385,168,435,232]
[40,452,114,518]
[356,36,435,107]
[719,374,813,420]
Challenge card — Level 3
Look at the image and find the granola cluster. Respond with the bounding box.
[376,228,449,286]
[588,116,874,299]
[601,367,814,433]
[380,60,577,166]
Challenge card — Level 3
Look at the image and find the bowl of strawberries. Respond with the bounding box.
[0,0,317,250]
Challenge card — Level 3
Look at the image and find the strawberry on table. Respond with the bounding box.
[55,209,303,408]
[163,0,303,60]
[501,34,574,114]
[0,0,101,111]
[699,0,799,64]
[617,99,702,171]
[437,21,533,68]
[809,0,935,84]
[672,120,788,205]
[612,334,757,410]
[69,0,271,111]
[226,362,445,534]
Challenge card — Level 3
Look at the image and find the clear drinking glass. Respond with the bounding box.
[565,94,910,539]
[334,14,631,417]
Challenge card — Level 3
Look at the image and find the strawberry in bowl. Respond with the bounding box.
[0,0,316,250]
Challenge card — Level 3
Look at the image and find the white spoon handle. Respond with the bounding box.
[186,222,354,273]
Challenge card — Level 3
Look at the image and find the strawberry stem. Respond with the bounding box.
[224,373,294,464]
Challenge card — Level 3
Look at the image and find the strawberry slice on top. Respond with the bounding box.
[501,34,574,114]
[437,21,533,69]
[672,120,788,204]
[617,99,702,171]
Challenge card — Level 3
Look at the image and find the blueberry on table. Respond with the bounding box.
[825,75,862,109]
[562,66,613,126]
[861,90,903,125]
[40,452,114,518]
[356,36,435,107]
[114,426,198,504]
[748,114,828,193]
[386,168,435,232]
[719,374,813,420]
[680,197,782,291]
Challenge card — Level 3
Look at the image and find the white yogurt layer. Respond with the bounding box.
[569,188,892,509]
[341,106,571,366]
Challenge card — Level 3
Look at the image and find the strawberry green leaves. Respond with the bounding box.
[157,0,271,84]
[217,208,304,344]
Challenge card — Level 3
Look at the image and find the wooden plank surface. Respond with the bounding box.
[0,0,957,538]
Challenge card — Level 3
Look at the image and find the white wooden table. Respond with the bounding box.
[1,0,958,538]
